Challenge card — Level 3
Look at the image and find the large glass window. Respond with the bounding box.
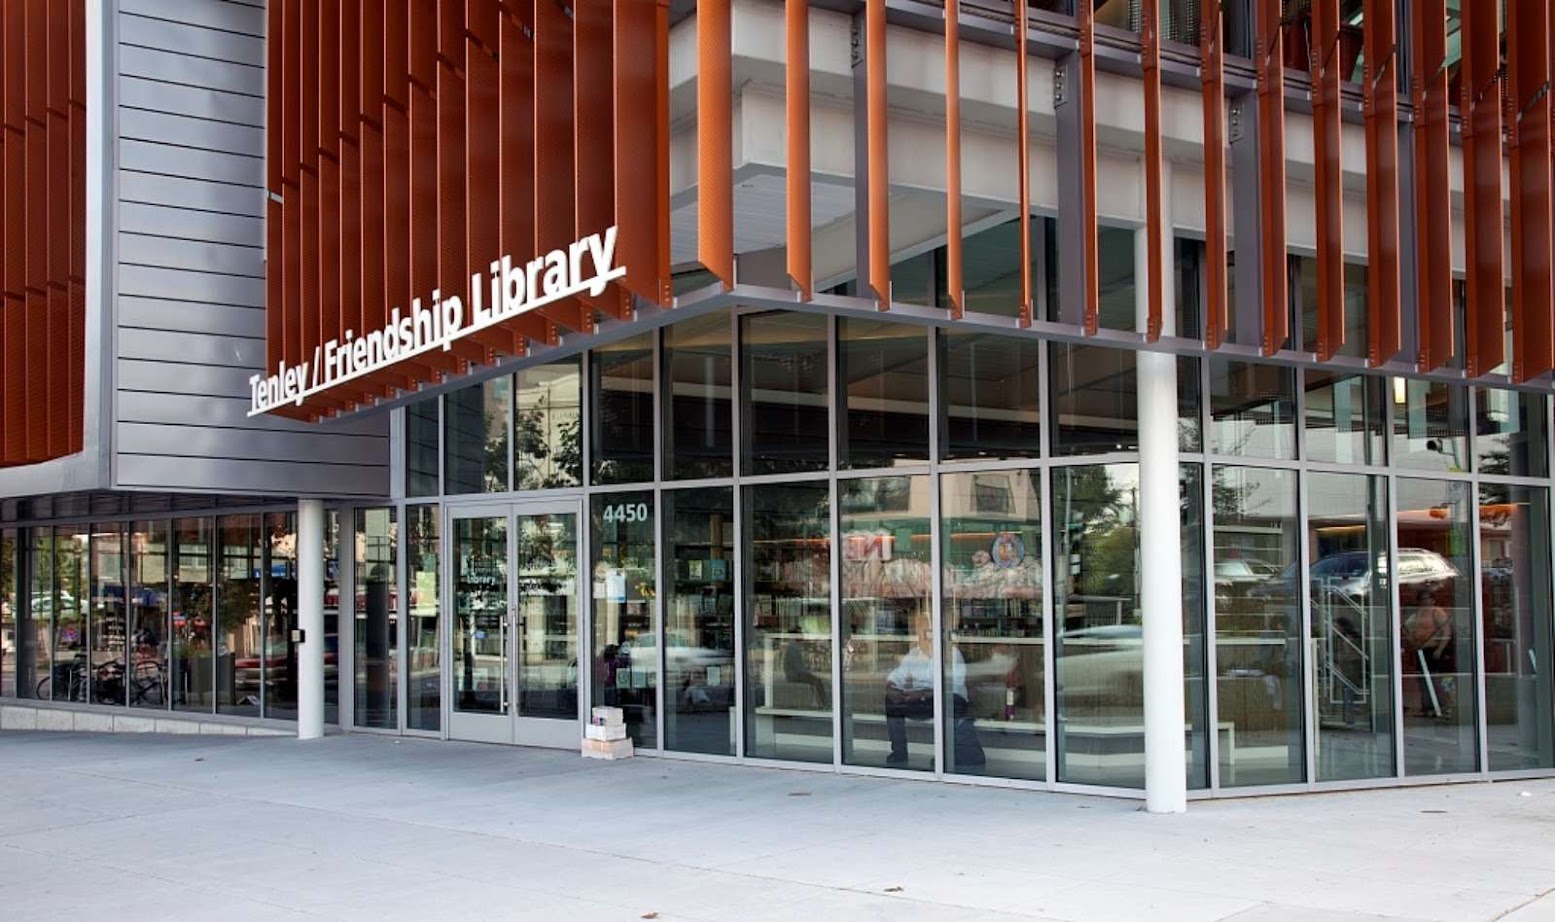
[89,524,126,706]
[26,529,54,699]
[1392,379,1470,473]
[324,510,341,724]
[1213,466,1305,787]
[515,357,583,490]
[1308,473,1394,781]
[445,377,511,493]
[741,311,829,474]
[1096,225,1138,331]
[745,481,833,763]
[1294,256,1369,360]
[170,519,213,713]
[1481,485,1553,771]
[1396,478,1477,775]
[840,476,934,771]
[591,333,656,484]
[950,216,1048,319]
[1210,360,1297,459]
[1051,346,1201,455]
[55,531,87,701]
[354,508,398,729]
[129,522,169,710]
[663,488,736,755]
[840,319,930,469]
[663,314,733,480]
[939,332,1041,461]
[406,506,441,731]
[263,513,298,720]
[1304,371,1385,465]
[452,515,506,715]
[591,491,657,747]
[1,529,15,699]
[942,470,1044,780]
[406,397,440,497]
[1476,389,1549,478]
[216,515,262,717]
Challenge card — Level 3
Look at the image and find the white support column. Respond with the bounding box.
[298,499,326,740]
[1138,160,1187,814]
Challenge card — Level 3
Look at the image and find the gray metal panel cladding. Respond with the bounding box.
[112,0,389,498]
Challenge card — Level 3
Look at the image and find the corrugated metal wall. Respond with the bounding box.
[112,0,388,497]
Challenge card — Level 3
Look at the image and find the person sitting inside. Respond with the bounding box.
[885,610,983,768]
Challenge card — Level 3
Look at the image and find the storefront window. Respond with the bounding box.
[939,332,1041,461]
[406,505,441,731]
[1481,485,1553,770]
[591,491,657,747]
[1,529,15,698]
[1305,371,1385,465]
[264,513,298,720]
[89,524,126,706]
[1213,466,1304,786]
[840,319,930,469]
[170,518,213,713]
[1476,389,1549,479]
[445,377,511,494]
[591,333,656,485]
[741,311,829,475]
[1397,478,1477,775]
[354,508,398,729]
[663,488,736,755]
[745,481,833,763]
[54,530,87,701]
[663,313,733,480]
[515,357,582,490]
[324,510,340,724]
[216,515,261,717]
[839,476,933,770]
[1392,379,1469,473]
[453,515,506,716]
[1051,346,1201,455]
[406,397,439,497]
[941,470,1044,780]
[1308,473,1394,781]
[127,522,167,710]
[1210,359,1297,460]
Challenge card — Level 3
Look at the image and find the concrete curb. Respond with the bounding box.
[0,703,292,738]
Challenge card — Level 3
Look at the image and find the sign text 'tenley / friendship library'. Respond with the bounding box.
[248,227,626,416]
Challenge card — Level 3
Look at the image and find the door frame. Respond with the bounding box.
[443,497,584,747]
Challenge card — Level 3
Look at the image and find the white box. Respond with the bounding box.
[585,723,627,742]
[581,737,634,760]
[590,706,625,727]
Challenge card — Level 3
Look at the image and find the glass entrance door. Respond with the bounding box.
[447,502,581,747]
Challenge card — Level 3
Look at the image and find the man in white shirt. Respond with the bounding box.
[885,610,974,765]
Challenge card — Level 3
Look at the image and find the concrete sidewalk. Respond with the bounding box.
[0,732,1551,921]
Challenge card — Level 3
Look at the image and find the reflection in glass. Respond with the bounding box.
[353,508,398,729]
[1308,474,1394,781]
[1051,345,1201,455]
[939,332,1041,461]
[745,481,833,763]
[1096,225,1138,331]
[407,397,439,497]
[1,529,15,698]
[406,506,441,731]
[445,377,511,493]
[741,312,829,474]
[1210,360,1297,459]
[1294,256,1369,359]
[1397,478,1477,775]
[663,313,733,480]
[663,488,736,755]
[128,522,169,709]
[1481,485,1553,770]
[1476,389,1549,478]
[264,513,298,719]
[516,512,579,721]
[216,516,262,717]
[515,358,582,490]
[591,333,656,484]
[1174,237,1204,339]
[324,511,341,724]
[840,319,930,468]
[26,530,54,699]
[1304,371,1385,465]
[1213,466,1305,786]
[1392,379,1469,473]
[89,524,126,705]
[942,471,1043,779]
[54,531,87,701]
[454,516,507,715]
[590,492,656,746]
[171,519,213,713]
[839,476,935,771]
[950,216,1049,319]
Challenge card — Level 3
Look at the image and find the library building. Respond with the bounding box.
[2,0,1554,811]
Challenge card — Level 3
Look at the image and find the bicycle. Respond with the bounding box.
[35,654,88,702]
[128,659,167,707]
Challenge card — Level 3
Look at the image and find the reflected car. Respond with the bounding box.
[620,631,730,675]
[1256,548,1459,604]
